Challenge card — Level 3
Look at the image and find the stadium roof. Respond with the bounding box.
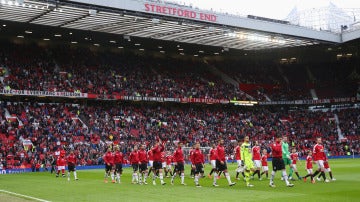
[0,0,359,51]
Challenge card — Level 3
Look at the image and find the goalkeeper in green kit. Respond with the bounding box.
[241,136,255,187]
[282,136,292,180]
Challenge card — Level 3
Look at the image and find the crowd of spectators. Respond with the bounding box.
[0,43,245,100]
[213,59,359,101]
[0,101,358,170]
[1,42,358,102]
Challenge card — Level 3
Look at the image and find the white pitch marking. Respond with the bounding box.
[0,189,51,202]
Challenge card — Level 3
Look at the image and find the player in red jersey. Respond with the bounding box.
[214,139,236,187]
[164,152,173,178]
[147,149,154,178]
[289,148,302,180]
[66,151,78,181]
[129,146,140,184]
[189,145,195,178]
[151,139,166,185]
[319,155,336,181]
[160,151,171,177]
[161,151,167,171]
[56,155,66,178]
[171,142,186,185]
[207,144,218,179]
[103,148,115,183]
[252,141,262,180]
[260,149,269,179]
[303,150,315,183]
[269,134,294,187]
[138,144,149,185]
[234,141,245,180]
[312,137,329,182]
[114,146,124,183]
[56,147,66,177]
[59,148,66,158]
[192,142,204,187]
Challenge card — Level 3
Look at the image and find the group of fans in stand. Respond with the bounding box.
[93,135,336,188]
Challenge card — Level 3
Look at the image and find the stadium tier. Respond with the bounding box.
[0,42,359,102]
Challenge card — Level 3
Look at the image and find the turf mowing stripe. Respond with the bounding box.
[0,189,51,202]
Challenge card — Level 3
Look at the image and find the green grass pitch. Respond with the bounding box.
[0,159,359,202]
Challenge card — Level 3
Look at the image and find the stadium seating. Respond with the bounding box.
[0,101,359,169]
[1,42,358,102]
[0,42,245,100]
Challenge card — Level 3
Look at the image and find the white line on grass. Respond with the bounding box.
[0,189,51,202]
